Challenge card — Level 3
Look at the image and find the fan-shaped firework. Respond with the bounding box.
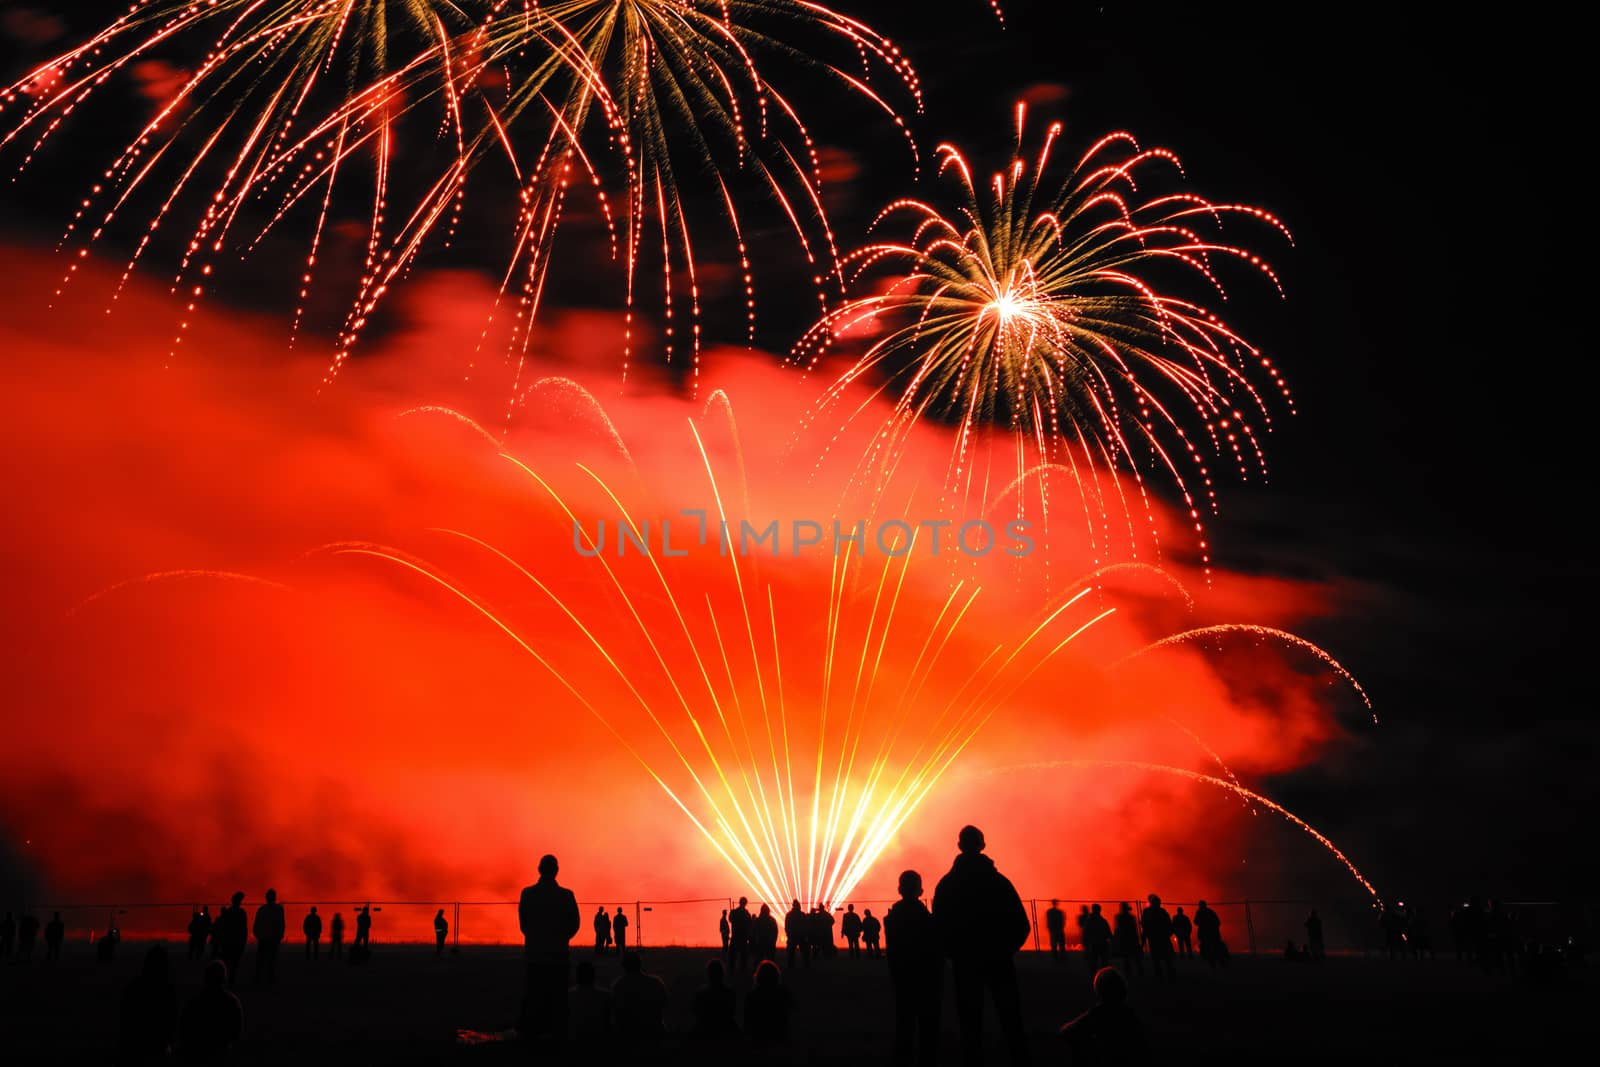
[1,1,922,392]
[795,104,1294,576]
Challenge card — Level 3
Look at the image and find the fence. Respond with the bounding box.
[17,894,1584,956]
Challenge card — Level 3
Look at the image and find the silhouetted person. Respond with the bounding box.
[720,909,731,958]
[1082,905,1112,973]
[1305,909,1324,961]
[251,889,285,986]
[570,959,612,1040]
[43,912,64,961]
[886,869,942,1067]
[435,909,449,956]
[354,904,373,948]
[178,960,243,1066]
[612,950,668,1042]
[214,893,248,987]
[1282,940,1302,961]
[691,957,739,1038]
[1194,901,1224,968]
[593,905,612,955]
[1380,904,1406,960]
[303,906,322,960]
[1140,895,1175,983]
[119,944,178,1065]
[842,904,863,958]
[518,853,580,1044]
[729,897,753,973]
[786,900,809,968]
[0,911,13,958]
[98,926,121,964]
[744,960,793,1046]
[1045,901,1068,960]
[1114,903,1142,978]
[933,825,1031,1067]
[862,908,882,957]
[187,908,211,961]
[1171,907,1192,959]
[816,905,837,959]
[612,907,629,954]
[1061,967,1149,1066]
[753,904,779,962]
[329,912,345,959]
[17,911,39,960]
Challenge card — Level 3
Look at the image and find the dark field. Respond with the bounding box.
[1,943,1590,1065]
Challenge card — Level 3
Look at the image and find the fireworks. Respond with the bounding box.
[1,1,922,393]
[332,403,1116,908]
[795,103,1293,577]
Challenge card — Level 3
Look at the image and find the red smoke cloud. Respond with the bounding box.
[0,246,1369,944]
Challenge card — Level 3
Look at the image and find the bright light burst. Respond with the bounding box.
[330,416,1115,909]
[795,103,1295,577]
[1,1,922,393]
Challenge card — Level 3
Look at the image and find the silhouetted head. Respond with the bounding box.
[738,896,748,907]
[141,944,170,982]
[1198,900,1208,909]
[1079,905,1089,914]
[615,907,624,916]
[621,951,642,974]
[204,959,227,989]
[957,825,985,854]
[759,904,771,918]
[898,870,923,900]
[791,899,801,910]
[538,854,559,879]
[1119,902,1131,913]
[52,911,60,920]
[754,959,781,989]
[864,909,873,918]
[597,906,605,914]
[1147,894,1161,908]
[230,891,244,906]
[436,909,444,917]
[1093,966,1128,1006]
[1175,907,1185,915]
[1091,904,1102,915]
[705,958,725,987]
[721,910,727,918]
[575,960,596,987]
[309,906,317,915]
[265,889,277,904]
[847,904,855,913]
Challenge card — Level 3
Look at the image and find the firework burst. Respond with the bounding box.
[2,1,923,397]
[795,103,1294,577]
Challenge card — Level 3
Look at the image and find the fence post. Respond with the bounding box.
[453,902,460,949]
[1244,900,1256,955]
[635,901,642,949]
[1031,900,1041,953]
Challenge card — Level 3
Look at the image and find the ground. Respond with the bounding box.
[0,943,1589,1064]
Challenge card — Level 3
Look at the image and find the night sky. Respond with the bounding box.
[1,1,1592,903]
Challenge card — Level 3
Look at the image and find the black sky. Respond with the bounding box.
[1,0,1593,900]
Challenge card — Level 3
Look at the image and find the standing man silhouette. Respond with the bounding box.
[187,908,211,961]
[1194,900,1224,968]
[1114,903,1142,977]
[886,870,942,1067]
[329,912,345,959]
[719,909,731,959]
[214,893,248,988]
[933,825,1031,1066]
[518,854,580,1045]
[1171,906,1192,958]
[434,909,450,956]
[303,906,322,960]
[862,909,882,957]
[785,901,808,968]
[1140,894,1175,982]
[1045,901,1067,961]
[612,907,630,954]
[729,897,753,974]
[842,904,863,959]
[354,905,373,948]
[593,906,612,956]
[251,889,285,986]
